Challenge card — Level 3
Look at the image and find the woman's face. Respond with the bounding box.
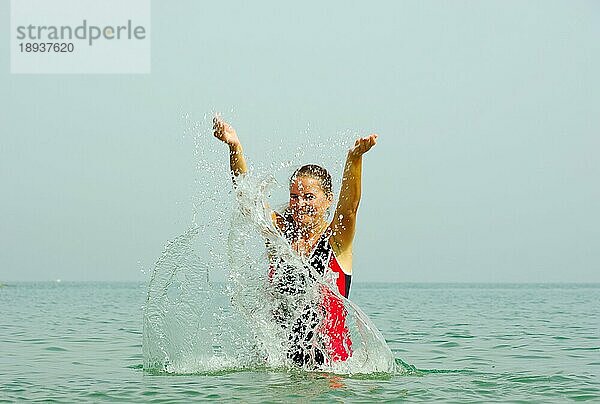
[289,176,333,229]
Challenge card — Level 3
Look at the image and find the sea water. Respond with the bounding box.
[1,282,599,402]
[3,117,598,401]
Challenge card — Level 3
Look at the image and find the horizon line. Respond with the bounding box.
[2,280,599,285]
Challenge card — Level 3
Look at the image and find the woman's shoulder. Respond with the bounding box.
[327,222,353,259]
[271,211,286,231]
[272,211,296,239]
[326,228,353,275]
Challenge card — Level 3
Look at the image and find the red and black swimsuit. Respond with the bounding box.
[268,226,352,366]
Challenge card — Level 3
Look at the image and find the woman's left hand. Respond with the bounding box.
[349,134,378,159]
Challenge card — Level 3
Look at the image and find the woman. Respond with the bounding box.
[213,116,377,367]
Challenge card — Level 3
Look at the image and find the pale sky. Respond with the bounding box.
[1,0,599,282]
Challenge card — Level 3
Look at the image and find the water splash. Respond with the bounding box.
[142,113,400,375]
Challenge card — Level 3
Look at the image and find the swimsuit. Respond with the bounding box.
[267,224,352,367]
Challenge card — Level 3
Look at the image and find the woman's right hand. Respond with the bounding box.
[213,115,240,148]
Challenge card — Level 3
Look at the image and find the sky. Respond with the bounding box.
[1,0,599,282]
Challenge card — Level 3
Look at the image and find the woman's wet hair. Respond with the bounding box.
[290,164,333,196]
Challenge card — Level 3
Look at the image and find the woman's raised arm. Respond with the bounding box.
[330,134,378,256]
[213,116,284,231]
[213,116,248,181]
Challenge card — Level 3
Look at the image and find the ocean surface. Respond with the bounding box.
[1,282,599,402]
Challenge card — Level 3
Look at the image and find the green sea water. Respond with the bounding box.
[1,282,599,402]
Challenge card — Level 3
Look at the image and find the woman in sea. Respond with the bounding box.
[213,115,377,368]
